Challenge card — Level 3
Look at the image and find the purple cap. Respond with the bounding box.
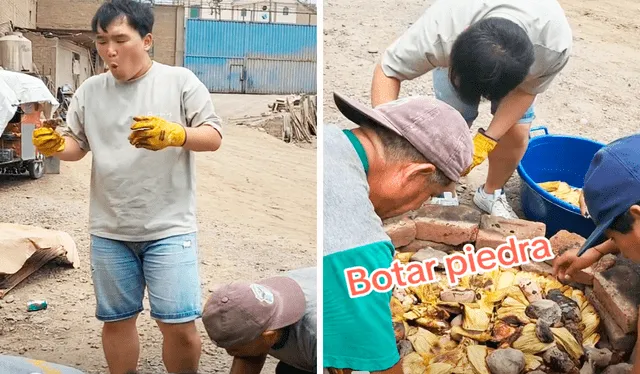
[333,92,473,182]
[202,276,306,348]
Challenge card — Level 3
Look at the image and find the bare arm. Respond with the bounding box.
[484,88,536,140]
[371,63,401,107]
[55,136,88,162]
[183,125,222,152]
[229,355,267,374]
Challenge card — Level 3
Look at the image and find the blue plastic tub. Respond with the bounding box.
[516,126,606,239]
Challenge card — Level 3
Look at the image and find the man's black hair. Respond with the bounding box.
[91,0,154,38]
[609,201,640,234]
[449,17,535,104]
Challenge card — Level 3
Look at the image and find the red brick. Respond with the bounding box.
[475,215,546,249]
[521,261,554,275]
[586,287,636,353]
[549,230,586,257]
[383,214,416,248]
[396,239,458,254]
[413,205,481,246]
[593,254,617,273]
[593,266,640,334]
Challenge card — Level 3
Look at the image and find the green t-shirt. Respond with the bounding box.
[322,124,399,371]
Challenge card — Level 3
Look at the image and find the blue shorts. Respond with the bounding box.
[89,232,202,323]
[432,67,535,126]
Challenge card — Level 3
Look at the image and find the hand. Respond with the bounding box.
[32,125,65,157]
[128,116,186,151]
[461,129,498,176]
[579,190,590,218]
[552,246,601,282]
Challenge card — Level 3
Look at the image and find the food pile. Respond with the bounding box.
[538,181,582,208]
[391,260,600,374]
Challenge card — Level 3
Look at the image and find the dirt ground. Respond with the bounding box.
[0,94,317,373]
[323,0,640,215]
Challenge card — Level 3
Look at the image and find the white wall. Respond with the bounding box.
[55,40,91,90]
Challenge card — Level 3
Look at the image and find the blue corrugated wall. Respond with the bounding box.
[184,19,317,94]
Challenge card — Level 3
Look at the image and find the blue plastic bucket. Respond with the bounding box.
[516,126,606,238]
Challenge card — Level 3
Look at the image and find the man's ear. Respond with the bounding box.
[261,330,278,344]
[629,204,640,219]
[143,34,154,52]
[403,162,436,181]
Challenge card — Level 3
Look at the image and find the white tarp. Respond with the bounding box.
[0,69,59,134]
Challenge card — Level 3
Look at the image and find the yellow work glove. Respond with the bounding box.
[461,129,498,176]
[32,119,66,157]
[128,116,187,151]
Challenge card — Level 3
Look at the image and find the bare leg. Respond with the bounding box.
[484,122,530,193]
[102,315,140,374]
[157,320,202,373]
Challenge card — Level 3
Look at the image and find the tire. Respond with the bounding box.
[28,154,45,179]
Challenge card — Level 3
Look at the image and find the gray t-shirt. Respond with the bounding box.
[269,266,317,372]
[381,0,573,95]
[0,355,85,374]
[61,61,222,242]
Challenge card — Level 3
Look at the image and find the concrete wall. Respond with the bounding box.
[56,40,93,89]
[36,1,184,67]
[24,31,92,91]
[24,32,57,84]
[0,0,37,29]
[192,0,315,25]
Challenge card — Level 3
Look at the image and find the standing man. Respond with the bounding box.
[323,92,473,373]
[552,134,640,373]
[371,0,573,218]
[201,267,316,374]
[31,1,223,373]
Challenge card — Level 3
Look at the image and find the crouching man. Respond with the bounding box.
[202,267,316,374]
[553,134,640,373]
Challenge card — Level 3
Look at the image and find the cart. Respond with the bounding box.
[0,69,60,179]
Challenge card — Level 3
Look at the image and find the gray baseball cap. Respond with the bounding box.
[333,92,473,182]
[202,276,306,348]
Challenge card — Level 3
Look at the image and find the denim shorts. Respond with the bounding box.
[432,67,535,126]
[89,232,202,323]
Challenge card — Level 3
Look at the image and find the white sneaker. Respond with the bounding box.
[473,186,519,219]
[428,191,459,206]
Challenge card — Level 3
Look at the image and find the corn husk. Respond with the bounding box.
[389,258,600,374]
[466,345,491,374]
[511,323,555,354]
[552,327,585,360]
[402,352,427,374]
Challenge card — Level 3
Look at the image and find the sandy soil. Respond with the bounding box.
[0,94,317,373]
[323,0,640,215]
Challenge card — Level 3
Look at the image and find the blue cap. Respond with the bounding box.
[577,134,640,256]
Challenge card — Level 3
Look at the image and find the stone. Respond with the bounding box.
[412,204,481,246]
[543,346,576,373]
[546,289,581,323]
[397,239,457,254]
[535,319,554,343]
[521,261,554,275]
[593,265,640,334]
[519,278,543,302]
[410,247,448,268]
[486,348,525,374]
[525,299,562,326]
[602,363,633,374]
[579,361,595,374]
[383,214,416,248]
[397,340,413,357]
[586,287,636,353]
[440,289,476,303]
[475,215,546,249]
[585,347,612,368]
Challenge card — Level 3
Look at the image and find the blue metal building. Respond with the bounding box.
[184,19,317,95]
